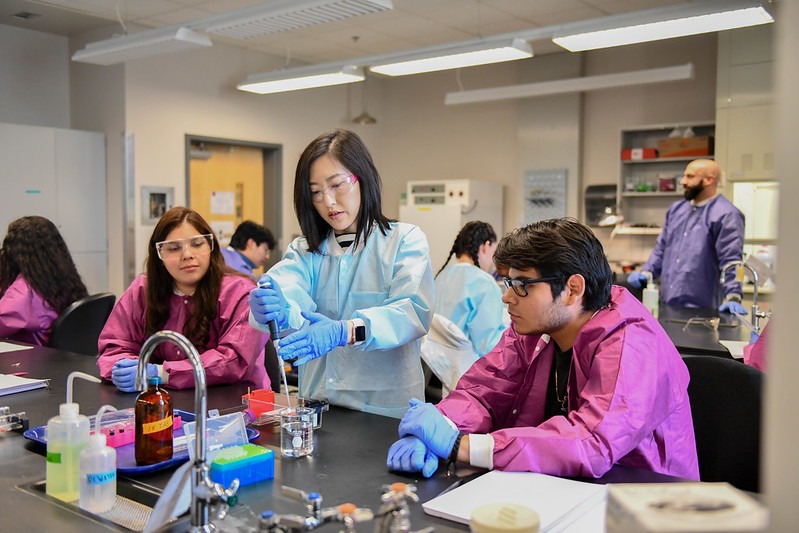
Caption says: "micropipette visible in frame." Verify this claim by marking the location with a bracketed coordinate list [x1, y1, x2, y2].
[258, 279, 292, 409]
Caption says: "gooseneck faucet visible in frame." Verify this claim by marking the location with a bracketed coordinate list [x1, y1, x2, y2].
[137, 330, 239, 532]
[720, 261, 767, 334]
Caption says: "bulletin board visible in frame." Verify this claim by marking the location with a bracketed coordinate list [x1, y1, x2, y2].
[524, 169, 567, 224]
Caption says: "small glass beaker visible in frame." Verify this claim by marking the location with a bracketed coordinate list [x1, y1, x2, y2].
[280, 407, 314, 457]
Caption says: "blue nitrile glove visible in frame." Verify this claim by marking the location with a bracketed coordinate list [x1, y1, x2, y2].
[749, 331, 760, 344]
[397, 398, 459, 459]
[249, 274, 289, 330]
[627, 271, 648, 289]
[111, 359, 157, 393]
[719, 300, 747, 315]
[387, 436, 439, 478]
[278, 311, 347, 366]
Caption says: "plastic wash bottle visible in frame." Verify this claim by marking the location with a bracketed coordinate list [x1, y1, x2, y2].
[642, 272, 659, 318]
[79, 405, 117, 513]
[46, 371, 101, 501]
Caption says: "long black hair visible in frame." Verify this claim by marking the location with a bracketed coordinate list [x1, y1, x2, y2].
[0, 216, 88, 313]
[493, 218, 612, 311]
[293, 129, 392, 253]
[436, 221, 497, 277]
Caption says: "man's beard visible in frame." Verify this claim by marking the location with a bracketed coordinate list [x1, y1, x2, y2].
[684, 181, 704, 201]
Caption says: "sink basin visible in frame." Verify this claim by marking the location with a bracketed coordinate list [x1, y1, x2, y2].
[16, 477, 189, 532]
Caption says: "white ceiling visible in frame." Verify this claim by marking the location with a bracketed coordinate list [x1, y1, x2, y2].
[1, 0, 692, 65]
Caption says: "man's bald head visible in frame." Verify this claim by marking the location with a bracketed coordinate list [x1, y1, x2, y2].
[682, 159, 722, 202]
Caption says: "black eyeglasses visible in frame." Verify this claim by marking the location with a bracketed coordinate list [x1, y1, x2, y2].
[502, 276, 562, 297]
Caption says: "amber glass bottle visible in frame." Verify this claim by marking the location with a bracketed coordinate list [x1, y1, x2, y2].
[135, 376, 173, 465]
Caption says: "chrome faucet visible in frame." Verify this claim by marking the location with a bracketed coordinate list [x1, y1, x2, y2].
[137, 330, 239, 532]
[720, 261, 767, 334]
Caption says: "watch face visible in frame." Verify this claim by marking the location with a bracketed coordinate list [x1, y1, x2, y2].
[355, 325, 366, 342]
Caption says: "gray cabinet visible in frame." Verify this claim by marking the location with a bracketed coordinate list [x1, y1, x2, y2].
[0, 122, 107, 294]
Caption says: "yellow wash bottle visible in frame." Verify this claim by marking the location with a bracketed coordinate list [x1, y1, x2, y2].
[46, 371, 101, 502]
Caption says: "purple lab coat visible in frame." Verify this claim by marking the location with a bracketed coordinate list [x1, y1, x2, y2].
[437, 285, 699, 480]
[643, 194, 744, 308]
[0, 274, 58, 346]
[98, 274, 268, 390]
[221, 246, 255, 278]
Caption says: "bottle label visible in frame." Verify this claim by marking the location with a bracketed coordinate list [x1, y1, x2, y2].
[87, 471, 116, 485]
[46, 451, 62, 464]
[142, 415, 173, 435]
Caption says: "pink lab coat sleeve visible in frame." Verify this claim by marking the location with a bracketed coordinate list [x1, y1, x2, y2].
[0, 274, 59, 346]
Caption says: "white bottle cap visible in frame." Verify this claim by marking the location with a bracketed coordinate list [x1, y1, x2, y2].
[470, 503, 540, 533]
[60, 402, 79, 420]
[88, 433, 107, 450]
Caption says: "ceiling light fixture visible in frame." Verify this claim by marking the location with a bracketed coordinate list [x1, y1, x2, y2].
[369, 38, 532, 77]
[238, 64, 364, 95]
[203, 0, 393, 39]
[445, 63, 694, 105]
[552, 0, 774, 52]
[72, 27, 212, 65]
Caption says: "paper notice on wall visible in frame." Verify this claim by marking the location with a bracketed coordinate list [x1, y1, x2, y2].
[211, 221, 235, 245]
[211, 191, 235, 214]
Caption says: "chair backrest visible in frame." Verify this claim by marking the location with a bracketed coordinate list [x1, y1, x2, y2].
[683, 355, 763, 492]
[48, 293, 116, 356]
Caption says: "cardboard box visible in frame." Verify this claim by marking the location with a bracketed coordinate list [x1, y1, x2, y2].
[606, 482, 769, 532]
[622, 148, 658, 160]
[657, 136, 714, 158]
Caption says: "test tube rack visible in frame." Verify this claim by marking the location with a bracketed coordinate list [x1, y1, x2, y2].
[90, 407, 182, 448]
[0, 406, 29, 434]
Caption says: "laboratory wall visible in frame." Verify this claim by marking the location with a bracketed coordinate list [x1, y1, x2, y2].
[2, 23, 716, 297]
[0, 25, 70, 128]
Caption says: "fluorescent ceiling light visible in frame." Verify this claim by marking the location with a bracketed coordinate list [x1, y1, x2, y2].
[369, 38, 532, 76]
[203, 0, 393, 39]
[445, 63, 694, 105]
[238, 65, 364, 94]
[553, 0, 774, 52]
[72, 27, 212, 65]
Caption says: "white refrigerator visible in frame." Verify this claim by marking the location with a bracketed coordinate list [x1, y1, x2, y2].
[399, 180, 504, 274]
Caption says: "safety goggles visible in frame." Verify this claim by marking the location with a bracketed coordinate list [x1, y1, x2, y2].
[310, 174, 358, 204]
[155, 234, 214, 260]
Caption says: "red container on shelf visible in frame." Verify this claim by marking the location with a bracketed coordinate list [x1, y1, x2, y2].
[621, 148, 658, 160]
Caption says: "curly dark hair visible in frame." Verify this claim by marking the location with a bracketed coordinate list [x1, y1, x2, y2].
[436, 221, 497, 277]
[294, 129, 392, 253]
[493, 218, 612, 311]
[145, 207, 226, 350]
[0, 216, 88, 313]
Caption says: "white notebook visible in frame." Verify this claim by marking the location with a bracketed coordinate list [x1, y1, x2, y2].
[0, 374, 49, 397]
[423, 471, 607, 533]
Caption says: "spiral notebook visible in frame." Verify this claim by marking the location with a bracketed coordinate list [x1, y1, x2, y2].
[0, 374, 49, 397]
[423, 471, 607, 533]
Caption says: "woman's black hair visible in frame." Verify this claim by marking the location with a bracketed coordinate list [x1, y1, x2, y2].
[0, 216, 89, 313]
[493, 217, 612, 311]
[436, 221, 497, 277]
[293, 129, 392, 253]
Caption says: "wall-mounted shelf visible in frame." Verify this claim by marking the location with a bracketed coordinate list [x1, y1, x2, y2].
[619, 122, 715, 227]
[611, 226, 662, 238]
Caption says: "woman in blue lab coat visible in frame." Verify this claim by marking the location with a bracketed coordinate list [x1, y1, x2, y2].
[249, 129, 434, 418]
[434, 221, 505, 357]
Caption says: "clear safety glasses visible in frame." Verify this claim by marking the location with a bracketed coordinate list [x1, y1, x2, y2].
[155, 234, 214, 261]
[682, 317, 720, 332]
[310, 174, 358, 204]
[502, 276, 563, 297]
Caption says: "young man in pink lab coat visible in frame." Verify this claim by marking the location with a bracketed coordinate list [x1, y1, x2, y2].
[388, 218, 699, 480]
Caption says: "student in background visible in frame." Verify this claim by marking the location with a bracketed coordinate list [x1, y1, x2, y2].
[249, 129, 434, 419]
[98, 206, 268, 391]
[434, 221, 505, 357]
[387, 218, 698, 480]
[220, 220, 277, 279]
[0, 216, 88, 345]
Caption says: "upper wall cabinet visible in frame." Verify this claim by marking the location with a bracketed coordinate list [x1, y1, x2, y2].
[716, 25, 775, 181]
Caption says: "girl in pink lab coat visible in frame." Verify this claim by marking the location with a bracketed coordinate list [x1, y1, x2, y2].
[0, 216, 88, 346]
